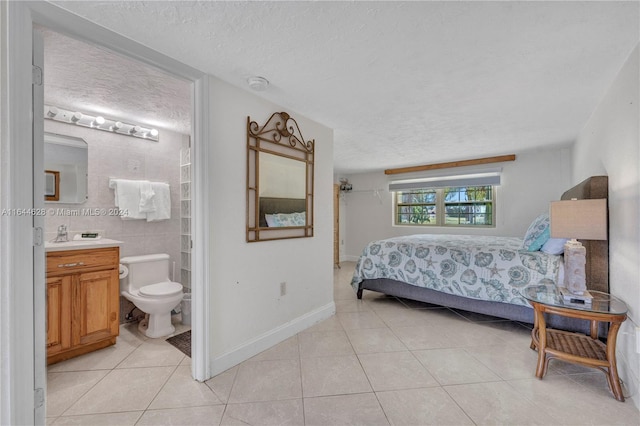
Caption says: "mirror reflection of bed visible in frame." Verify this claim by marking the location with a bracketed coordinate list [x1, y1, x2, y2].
[258, 153, 307, 228]
[259, 197, 306, 227]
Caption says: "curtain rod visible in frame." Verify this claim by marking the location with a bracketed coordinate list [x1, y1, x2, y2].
[384, 154, 516, 175]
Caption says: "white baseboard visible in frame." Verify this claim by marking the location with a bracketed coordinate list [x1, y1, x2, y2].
[341, 255, 360, 263]
[209, 301, 335, 377]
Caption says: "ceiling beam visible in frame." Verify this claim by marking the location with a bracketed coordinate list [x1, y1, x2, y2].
[384, 154, 516, 175]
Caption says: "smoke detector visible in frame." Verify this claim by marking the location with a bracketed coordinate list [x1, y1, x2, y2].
[247, 76, 269, 91]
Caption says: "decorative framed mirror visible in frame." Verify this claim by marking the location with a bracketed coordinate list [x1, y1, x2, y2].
[247, 112, 315, 242]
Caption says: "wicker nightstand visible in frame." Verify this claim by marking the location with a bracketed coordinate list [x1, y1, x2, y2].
[522, 286, 628, 401]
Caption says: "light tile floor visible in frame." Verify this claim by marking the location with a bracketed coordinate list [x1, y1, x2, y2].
[47, 262, 640, 425]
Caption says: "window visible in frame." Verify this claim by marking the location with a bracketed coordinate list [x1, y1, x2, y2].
[395, 185, 494, 227]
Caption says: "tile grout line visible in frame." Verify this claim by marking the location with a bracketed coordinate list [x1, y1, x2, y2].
[54, 368, 112, 418]
[139, 360, 182, 417]
[297, 331, 307, 425]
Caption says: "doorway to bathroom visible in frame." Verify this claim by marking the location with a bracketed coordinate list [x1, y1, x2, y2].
[40, 25, 196, 415]
[3, 4, 211, 422]
[27, 11, 211, 423]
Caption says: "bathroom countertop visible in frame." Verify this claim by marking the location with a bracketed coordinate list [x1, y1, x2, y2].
[45, 238, 123, 252]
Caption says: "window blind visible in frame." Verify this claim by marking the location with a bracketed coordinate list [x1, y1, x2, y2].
[389, 170, 501, 191]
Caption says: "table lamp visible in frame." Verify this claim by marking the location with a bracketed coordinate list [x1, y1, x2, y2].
[549, 198, 607, 296]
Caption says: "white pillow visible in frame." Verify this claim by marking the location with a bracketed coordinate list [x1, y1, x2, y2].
[541, 237, 568, 255]
[264, 214, 277, 227]
[264, 212, 306, 227]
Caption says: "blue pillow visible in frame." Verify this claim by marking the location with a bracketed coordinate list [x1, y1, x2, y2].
[522, 213, 550, 251]
[541, 238, 568, 255]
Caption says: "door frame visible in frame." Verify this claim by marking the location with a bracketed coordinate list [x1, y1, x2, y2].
[32, 29, 46, 422]
[1, 2, 212, 424]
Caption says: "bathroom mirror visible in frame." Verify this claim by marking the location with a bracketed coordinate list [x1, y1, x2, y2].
[247, 112, 315, 242]
[44, 132, 88, 204]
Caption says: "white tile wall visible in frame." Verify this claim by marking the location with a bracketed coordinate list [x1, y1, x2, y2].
[44, 120, 187, 284]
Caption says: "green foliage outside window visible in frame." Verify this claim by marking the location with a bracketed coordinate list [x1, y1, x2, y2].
[395, 185, 494, 227]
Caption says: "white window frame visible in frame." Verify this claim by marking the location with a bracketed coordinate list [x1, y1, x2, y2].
[393, 185, 497, 228]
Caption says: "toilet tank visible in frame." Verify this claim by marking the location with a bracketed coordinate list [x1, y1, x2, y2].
[120, 253, 171, 292]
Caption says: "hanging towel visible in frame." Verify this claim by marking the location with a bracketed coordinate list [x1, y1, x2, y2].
[108, 178, 147, 220]
[146, 182, 171, 222]
[138, 181, 156, 213]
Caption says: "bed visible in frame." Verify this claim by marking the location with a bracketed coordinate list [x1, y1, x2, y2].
[352, 176, 608, 331]
[258, 197, 306, 227]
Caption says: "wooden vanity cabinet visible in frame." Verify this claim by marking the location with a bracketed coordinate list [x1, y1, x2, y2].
[46, 247, 120, 364]
[46, 274, 72, 357]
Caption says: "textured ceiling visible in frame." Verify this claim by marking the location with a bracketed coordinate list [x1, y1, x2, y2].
[43, 29, 191, 134]
[49, 1, 639, 174]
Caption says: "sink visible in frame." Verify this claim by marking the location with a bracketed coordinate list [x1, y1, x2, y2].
[45, 238, 123, 252]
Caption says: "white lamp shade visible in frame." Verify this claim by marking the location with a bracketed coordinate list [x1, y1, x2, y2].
[550, 199, 607, 240]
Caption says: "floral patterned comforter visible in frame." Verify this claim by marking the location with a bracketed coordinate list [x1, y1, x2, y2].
[351, 234, 562, 306]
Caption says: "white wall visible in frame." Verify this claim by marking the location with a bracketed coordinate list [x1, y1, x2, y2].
[573, 44, 640, 409]
[207, 77, 334, 374]
[340, 146, 571, 260]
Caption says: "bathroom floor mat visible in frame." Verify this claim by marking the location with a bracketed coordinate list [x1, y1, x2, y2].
[166, 330, 191, 357]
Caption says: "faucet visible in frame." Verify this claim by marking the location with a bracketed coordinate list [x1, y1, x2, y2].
[54, 225, 68, 243]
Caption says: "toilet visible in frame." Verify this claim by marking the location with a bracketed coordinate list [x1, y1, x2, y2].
[119, 253, 183, 338]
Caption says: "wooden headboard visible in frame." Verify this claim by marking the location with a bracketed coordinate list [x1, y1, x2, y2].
[560, 176, 609, 293]
[259, 197, 306, 227]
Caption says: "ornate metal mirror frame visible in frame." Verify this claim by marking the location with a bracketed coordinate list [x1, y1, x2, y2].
[247, 112, 315, 242]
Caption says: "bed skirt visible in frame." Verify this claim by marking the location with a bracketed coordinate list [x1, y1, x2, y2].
[357, 278, 602, 335]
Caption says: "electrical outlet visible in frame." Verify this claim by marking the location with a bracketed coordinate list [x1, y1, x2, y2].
[280, 282, 287, 296]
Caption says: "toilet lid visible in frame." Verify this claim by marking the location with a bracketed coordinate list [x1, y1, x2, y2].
[139, 281, 183, 297]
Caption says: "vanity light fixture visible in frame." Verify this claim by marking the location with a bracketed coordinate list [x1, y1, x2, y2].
[43, 105, 159, 142]
[92, 116, 106, 127]
[71, 112, 83, 123]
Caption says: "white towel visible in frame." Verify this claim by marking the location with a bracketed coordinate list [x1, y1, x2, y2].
[138, 181, 156, 213]
[109, 179, 147, 220]
[146, 182, 171, 222]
